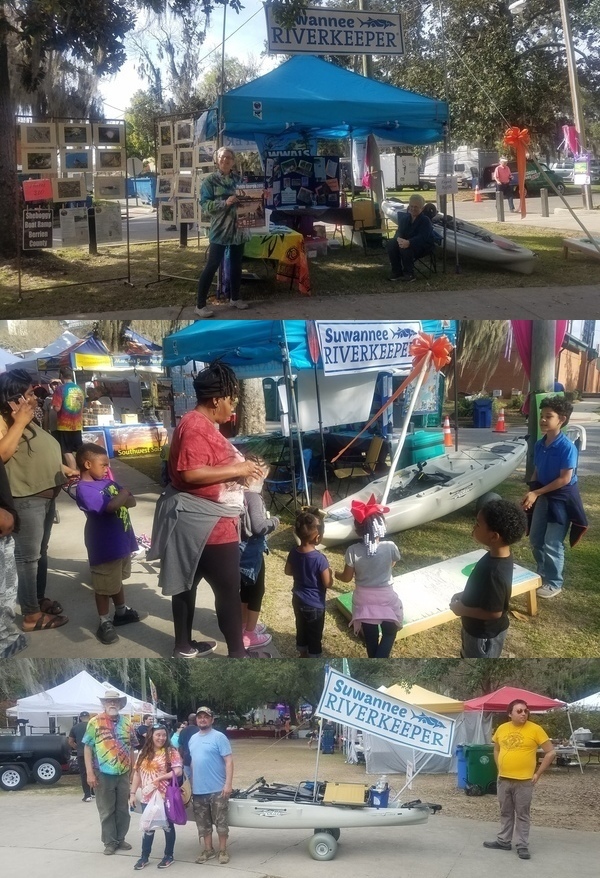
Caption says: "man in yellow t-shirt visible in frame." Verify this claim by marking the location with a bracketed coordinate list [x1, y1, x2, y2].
[483, 699, 555, 860]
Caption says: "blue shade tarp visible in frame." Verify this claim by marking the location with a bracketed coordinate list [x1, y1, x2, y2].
[208, 55, 447, 145]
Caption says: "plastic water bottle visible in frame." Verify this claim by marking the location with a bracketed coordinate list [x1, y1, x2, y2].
[375, 775, 388, 792]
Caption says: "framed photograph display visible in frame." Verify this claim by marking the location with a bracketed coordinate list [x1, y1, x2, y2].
[61, 149, 91, 172]
[97, 149, 125, 172]
[22, 149, 57, 173]
[156, 175, 174, 198]
[158, 122, 173, 147]
[175, 174, 194, 197]
[59, 123, 91, 146]
[177, 148, 194, 171]
[159, 202, 175, 224]
[52, 177, 85, 202]
[93, 123, 124, 147]
[94, 175, 126, 199]
[177, 199, 197, 225]
[20, 123, 56, 147]
[196, 141, 216, 167]
[174, 119, 193, 144]
[158, 149, 175, 173]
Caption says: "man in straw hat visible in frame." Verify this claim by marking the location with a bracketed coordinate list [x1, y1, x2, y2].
[83, 689, 139, 855]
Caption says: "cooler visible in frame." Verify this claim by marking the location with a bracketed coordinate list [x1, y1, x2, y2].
[465, 744, 497, 790]
[398, 430, 445, 468]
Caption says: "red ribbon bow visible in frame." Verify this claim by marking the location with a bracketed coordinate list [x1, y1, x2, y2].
[503, 126, 531, 150]
[410, 332, 453, 372]
[350, 494, 390, 524]
[502, 127, 531, 218]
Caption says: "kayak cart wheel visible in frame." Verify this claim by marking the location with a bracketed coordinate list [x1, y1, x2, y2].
[309, 832, 338, 861]
[314, 828, 340, 841]
[465, 783, 484, 797]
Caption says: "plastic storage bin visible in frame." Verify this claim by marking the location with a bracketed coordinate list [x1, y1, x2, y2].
[472, 398, 493, 428]
[464, 744, 497, 792]
[369, 786, 390, 809]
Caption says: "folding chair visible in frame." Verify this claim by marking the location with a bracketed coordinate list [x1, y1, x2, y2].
[332, 437, 385, 498]
[414, 249, 437, 279]
[350, 199, 378, 254]
[264, 448, 313, 512]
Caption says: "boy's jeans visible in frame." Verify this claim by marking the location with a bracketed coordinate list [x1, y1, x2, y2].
[461, 628, 507, 658]
[529, 495, 569, 592]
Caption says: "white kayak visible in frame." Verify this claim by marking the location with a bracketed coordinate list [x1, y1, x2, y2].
[382, 198, 536, 274]
[228, 778, 433, 860]
[321, 439, 527, 547]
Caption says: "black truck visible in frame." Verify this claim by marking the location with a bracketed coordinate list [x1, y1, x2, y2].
[0, 734, 71, 791]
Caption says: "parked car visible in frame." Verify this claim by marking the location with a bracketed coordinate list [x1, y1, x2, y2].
[549, 160, 574, 182]
[482, 160, 566, 196]
[0, 734, 71, 791]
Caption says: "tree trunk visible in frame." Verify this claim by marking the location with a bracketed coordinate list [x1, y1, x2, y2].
[237, 378, 266, 435]
[0, 27, 19, 258]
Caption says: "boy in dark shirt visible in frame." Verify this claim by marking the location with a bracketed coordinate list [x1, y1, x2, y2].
[449, 499, 527, 658]
[284, 512, 332, 658]
[75, 444, 142, 646]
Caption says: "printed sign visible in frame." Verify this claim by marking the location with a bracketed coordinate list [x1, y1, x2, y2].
[315, 320, 421, 375]
[22, 178, 53, 202]
[317, 670, 454, 756]
[22, 209, 53, 249]
[266, 5, 404, 56]
[435, 175, 458, 194]
[59, 207, 89, 247]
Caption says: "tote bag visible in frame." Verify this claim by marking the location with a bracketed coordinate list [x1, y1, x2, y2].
[164, 773, 187, 825]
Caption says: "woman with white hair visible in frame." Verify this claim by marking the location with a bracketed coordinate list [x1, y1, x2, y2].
[386, 193, 435, 282]
[195, 147, 249, 318]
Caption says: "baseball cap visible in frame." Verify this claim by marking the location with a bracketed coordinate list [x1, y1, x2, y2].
[196, 706, 214, 716]
[80, 711, 90, 717]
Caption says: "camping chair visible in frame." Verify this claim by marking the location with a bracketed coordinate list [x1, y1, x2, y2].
[264, 448, 313, 512]
[350, 199, 378, 253]
[331, 436, 385, 498]
[414, 249, 437, 280]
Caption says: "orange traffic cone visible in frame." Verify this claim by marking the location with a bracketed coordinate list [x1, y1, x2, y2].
[493, 408, 507, 433]
[443, 415, 453, 447]
[473, 185, 482, 203]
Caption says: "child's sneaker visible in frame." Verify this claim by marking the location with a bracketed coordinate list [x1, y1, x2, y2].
[243, 628, 272, 649]
[113, 607, 142, 626]
[254, 621, 267, 635]
[96, 620, 119, 644]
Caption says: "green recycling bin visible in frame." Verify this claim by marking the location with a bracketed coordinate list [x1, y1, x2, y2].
[464, 744, 497, 793]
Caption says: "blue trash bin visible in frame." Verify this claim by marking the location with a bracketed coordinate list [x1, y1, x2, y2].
[456, 745, 468, 790]
[472, 398, 493, 428]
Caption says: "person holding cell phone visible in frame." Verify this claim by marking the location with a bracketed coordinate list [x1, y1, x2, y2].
[0, 369, 77, 632]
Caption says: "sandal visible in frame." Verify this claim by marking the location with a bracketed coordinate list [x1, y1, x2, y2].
[22, 612, 69, 632]
[39, 598, 63, 616]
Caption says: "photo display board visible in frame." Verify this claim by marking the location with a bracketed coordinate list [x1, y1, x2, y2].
[265, 154, 340, 209]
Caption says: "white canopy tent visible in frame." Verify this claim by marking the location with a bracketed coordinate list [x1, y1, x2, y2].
[569, 691, 600, 710]
[5, 330, 81, 375]
[364, 684, 491, 775]
[6, 670, 175, 736]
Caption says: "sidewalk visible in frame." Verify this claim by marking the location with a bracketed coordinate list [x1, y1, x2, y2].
[1, 793, 598, 878]
[25, 458, 280, 659]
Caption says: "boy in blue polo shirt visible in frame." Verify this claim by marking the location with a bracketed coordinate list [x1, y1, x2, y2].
[521, 397, 587, 598]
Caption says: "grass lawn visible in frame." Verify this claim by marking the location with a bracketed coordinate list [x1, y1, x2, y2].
[1, 220, 599, 317]
[125, 453, 599, 659]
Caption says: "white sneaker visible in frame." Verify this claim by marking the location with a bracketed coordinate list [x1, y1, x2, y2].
[230, 299, 249, 310]
[194, 306, 214, 318]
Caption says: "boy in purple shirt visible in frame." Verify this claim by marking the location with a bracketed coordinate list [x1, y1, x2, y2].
[75, 444, 141, 644]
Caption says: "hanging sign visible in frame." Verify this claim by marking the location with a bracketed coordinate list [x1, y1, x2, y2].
[266, 5, 404, 56]
[317, 669, 454, 756]
[22, 178, 53, 202]
[22, 209, 53, 249]
[315, 320, 421, 376]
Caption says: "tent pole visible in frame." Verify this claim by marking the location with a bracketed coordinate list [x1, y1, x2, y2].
[312, 717, 324, 801]
[381, 352, 432, 505]
[565, 707, 583, 774]
[279, 341, 298, 508]
[282, 322, 310, 504]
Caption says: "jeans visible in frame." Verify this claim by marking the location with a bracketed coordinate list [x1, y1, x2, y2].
[529, 494, 569, 591]
[496, 182, 515, 211]
[292, 595, 324, 657]
[94, 772, 131, 848]
[387, 238, 433, 277]
[140, 801, 176, 860]
[362, 621, 399, 658]
[497, 778, 534, 849]
[461, 627, 507, 658]
[13, 495, 56, 615]
[197, 243, 245, 306]
[0, 536, 19, 654]
[78, 751, 93, 798]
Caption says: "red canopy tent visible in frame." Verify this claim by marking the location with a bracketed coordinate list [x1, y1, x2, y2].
[463, 686, 566, 713]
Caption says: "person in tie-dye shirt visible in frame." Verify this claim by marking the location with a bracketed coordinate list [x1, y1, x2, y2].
[52, 366, 84, 468]
[83, 690, 138, 856]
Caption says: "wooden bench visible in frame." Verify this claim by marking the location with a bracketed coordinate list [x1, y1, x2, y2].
[335, 549, 540, 640]
[562, 236, 600, 261]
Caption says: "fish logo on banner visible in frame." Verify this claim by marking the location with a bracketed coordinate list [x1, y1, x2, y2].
[253, 101, 263, 120]
[316, 669, 454, 756]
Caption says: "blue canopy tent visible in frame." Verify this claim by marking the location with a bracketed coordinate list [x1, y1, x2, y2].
[206, 55, 448, 145]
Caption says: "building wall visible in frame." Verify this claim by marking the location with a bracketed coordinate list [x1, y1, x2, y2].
[459, 346, 598, 396]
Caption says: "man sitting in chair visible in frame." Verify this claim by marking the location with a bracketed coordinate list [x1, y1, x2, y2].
[387, 193, 435, 283]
